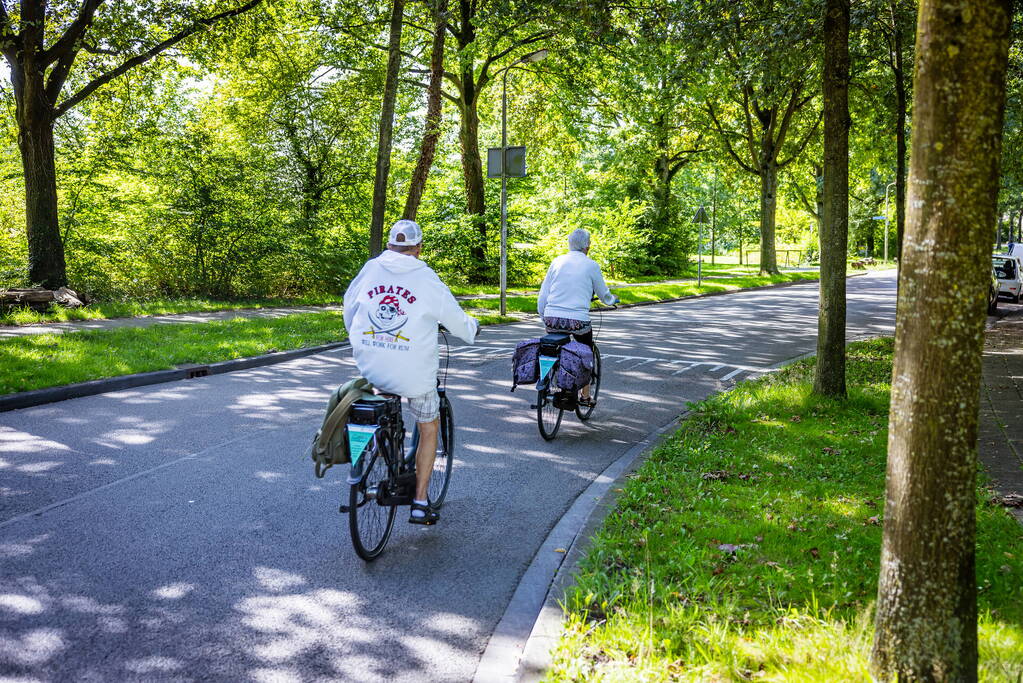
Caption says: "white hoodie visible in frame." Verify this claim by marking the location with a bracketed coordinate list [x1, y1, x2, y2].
[537, 250, 617, 322]
[343, 250, 478, 397]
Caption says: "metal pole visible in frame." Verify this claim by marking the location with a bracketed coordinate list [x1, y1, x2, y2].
[500, 70, 509, 316]
[884, 181, 896, 262]
[711, 170, 717, 265]
[698, 221, 703, 287]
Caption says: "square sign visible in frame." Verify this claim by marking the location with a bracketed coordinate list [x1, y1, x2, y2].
[487, 146, 527, 178]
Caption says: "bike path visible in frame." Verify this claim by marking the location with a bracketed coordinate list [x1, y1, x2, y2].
[0, 271, 897, 681]
[0, 269, 823, 338]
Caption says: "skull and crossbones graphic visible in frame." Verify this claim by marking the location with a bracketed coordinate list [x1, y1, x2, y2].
[367, 294, 408, 335]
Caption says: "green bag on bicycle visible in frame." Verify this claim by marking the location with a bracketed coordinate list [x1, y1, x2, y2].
[309, 376, 376, 478]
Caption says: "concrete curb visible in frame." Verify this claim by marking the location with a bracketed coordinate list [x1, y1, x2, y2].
[471, 413, 688, 683]
[0, 340, 350, 412]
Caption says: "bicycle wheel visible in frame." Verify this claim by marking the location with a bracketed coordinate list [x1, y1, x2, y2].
[576, 344, 602, 421]
[428, 394, 454, 508]
[349, 432, 397, 561]
[537, 386, 564, 441]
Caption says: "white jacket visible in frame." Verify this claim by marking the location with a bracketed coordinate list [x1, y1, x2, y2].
[343, 250, 478, 397]
[537, 250, 616, 322]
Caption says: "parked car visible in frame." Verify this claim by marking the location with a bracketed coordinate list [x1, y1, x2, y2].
[992, 254, 1022, 303]
[988, 265, 999, 314]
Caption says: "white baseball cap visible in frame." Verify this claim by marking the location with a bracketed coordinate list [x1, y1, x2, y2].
[388, 220, 423, 246]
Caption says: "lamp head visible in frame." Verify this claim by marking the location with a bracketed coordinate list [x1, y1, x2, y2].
[519, 49, 549, 64]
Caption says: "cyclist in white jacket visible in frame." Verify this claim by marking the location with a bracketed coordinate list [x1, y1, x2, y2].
[536, 229, 618, 405]
[344, 220, 478, 525]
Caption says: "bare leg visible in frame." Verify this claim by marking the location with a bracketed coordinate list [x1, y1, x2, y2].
[414, 418, 439, 502]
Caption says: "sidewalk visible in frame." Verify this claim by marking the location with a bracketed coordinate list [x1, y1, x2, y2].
[978, 303, 1023, 524]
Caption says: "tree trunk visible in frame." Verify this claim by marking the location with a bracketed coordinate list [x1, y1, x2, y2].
[403, 0, 447, 222]
[458, 97, 488, 280]
[892, 3, 908, 261]
[16, 67, 67, 289]
[814, 165, 825, 234]
[652, 153, 672, 233]
[814, 0, 849, 399]
[870, 0, 1011, 678]
[368, 0, 406, 257]
[758, 163, 780, 275]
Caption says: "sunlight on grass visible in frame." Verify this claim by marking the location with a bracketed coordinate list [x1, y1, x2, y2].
[0, 294, 342, 326]
[544, 337, 1023, 682]
[0, 312, 348, 395]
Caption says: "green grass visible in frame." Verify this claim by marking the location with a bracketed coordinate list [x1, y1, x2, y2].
[2, 269, 828, 326]
[0, 294, 342, 326]
[0, 311, 347, 394]
[449, 283, 540, 296]
[460, 272, 822, 312]
[545, 337, 1023, 682]
[0, 269, 834, 395]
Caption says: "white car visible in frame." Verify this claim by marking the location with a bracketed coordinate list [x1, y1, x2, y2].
[992, 254, 1023, 303]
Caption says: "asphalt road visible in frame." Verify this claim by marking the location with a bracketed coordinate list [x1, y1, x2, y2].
[0, 271, 897, 682]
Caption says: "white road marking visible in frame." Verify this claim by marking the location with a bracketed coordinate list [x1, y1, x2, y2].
[459, 347, 778, 378]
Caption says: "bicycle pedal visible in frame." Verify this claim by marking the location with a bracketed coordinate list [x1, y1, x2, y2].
[338, 504, 350, 513]
[530, 403, 539, 409]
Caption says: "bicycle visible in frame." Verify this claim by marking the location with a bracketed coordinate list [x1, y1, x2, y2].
[343, 328, 455, 561]
[533, 300, 611, 441]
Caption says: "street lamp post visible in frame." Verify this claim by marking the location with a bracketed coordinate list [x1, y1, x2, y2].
[500, 48, 548, 316]
[883, 181, 896, 262]
[693, 206, 709, 287]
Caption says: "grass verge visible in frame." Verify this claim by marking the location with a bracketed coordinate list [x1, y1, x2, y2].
[0, 294, 342, 326]
[0, 312, 347, 395]
[545, 337, 1023, 682]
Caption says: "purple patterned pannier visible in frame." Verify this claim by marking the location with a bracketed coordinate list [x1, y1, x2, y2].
[511, 338, 542, 391]
[556, 341, 593, 392]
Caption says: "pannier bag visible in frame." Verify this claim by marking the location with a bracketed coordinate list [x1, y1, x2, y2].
[309, 377, 376, 478]
[556, 341, 593, 392]
[346, 396, 402, 467]
[511, 337, 542, 391]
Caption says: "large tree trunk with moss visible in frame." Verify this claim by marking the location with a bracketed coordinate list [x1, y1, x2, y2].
[870, 0, 1011, 678]
[403, 0, 447, 222]
[368, 0, 406, 257]
[814, 0, 849, 399]
[758, 162, 780, 275]
[18, 90, 66, 289]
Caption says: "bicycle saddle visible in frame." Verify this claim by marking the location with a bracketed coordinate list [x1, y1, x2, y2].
[540, 333, 571, 347]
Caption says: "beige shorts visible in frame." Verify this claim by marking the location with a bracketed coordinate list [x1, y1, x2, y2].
[407, 390, 440, 423]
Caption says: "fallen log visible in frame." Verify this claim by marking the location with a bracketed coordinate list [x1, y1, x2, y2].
[0, 287, 87, 311]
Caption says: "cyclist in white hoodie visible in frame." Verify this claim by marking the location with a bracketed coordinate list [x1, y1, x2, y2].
[537, 228, 619, 405]
[344, 220, 478, 525]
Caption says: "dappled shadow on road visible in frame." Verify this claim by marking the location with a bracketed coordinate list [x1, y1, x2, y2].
[0, 561, 487, 681]
[0, 353, 351, 523]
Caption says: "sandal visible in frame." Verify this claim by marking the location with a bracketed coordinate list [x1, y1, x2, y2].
[409, 502, 439, 525]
